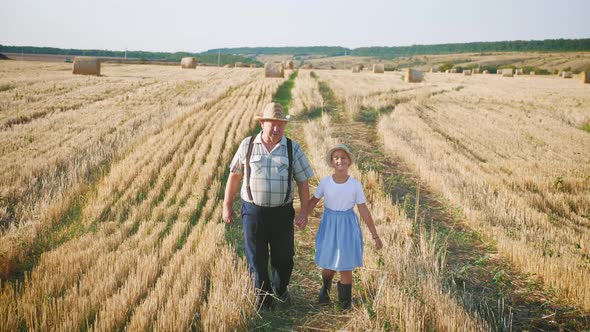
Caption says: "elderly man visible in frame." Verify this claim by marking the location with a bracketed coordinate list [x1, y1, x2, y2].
[223, 102, 313, 308]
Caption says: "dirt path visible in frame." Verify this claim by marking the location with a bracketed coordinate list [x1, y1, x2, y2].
[241, 118, 353, 331]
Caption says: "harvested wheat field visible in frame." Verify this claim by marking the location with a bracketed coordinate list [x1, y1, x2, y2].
[1, 61, 589, 331]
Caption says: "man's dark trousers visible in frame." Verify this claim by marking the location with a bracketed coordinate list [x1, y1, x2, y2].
[242, 200, 295, 300]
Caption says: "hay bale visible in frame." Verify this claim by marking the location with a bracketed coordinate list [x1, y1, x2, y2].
[250, 64, 257, 68]
[352, 65, 361, 73]
[515, 68, 524, 75]
[180, 57, 197, 69]
[445, 69, 450, 73]
[482, 70, 489, 74]
[72, 57, 100, 76]
[373, 64, 384, 74]
[473, 68, 480, 74]
[284, 60, 294, 70]
[582, 71, 590, 83]
[562, 71, 573, 78]
[450, 68, 457, 73]
[223, 64, 233, 68]
[405, 68, 423, 82]
[265, 63, 284, 78]
[463, 70, 472, 76]
[430, 66, 439, 73]
[501, 69, 513, 77]
[530, 71, 536, 75]
[234, 62, 243, 68]
[301, 63, 313, 69]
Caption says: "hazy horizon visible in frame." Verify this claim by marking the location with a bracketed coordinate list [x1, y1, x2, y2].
[1, 0, 589, 54]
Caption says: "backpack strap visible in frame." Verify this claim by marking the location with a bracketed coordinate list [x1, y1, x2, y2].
[284, 138, 293, 205]
[245, 135, 255, 202]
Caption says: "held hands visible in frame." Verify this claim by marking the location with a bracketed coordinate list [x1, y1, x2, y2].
[294, 213, 308, 230]
[222, 205, 235, 224]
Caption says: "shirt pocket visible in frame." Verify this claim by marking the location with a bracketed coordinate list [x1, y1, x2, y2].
[272, 156, 290, 176]
[246, 155, 264, 176]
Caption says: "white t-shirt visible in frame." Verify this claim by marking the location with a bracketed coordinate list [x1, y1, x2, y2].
[314, 175, 366, 211]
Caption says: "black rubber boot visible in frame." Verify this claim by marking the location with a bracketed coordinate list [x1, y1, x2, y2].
[318, 278, 332, 305]
[337, 282, 352, 310]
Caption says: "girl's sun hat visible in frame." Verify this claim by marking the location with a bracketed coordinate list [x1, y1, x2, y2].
[326, 144, 354, 166]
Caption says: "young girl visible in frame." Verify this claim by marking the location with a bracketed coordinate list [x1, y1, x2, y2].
[307, 144, 382, 309]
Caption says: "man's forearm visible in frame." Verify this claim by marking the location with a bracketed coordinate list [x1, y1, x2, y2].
[224, 173, 243, 207]
[296, 180, 310, 214]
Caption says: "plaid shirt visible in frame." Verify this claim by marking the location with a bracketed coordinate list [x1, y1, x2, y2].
[229, 133, 314, 207]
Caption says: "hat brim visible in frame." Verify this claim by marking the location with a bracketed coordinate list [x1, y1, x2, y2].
[254, 116, 289, 122]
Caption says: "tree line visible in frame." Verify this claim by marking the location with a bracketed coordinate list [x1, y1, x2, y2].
[202, 46, 349, 57]
[351, 39, 590, 58]
[2, 38, 589, 62]
[204, 38, 590, 58]
[0, 45, 261, 66]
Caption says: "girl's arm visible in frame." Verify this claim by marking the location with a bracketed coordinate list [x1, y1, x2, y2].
[307, 196, 321, 213]
[357, 203, 383, 250]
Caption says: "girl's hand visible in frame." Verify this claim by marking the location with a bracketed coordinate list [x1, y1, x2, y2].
[374, 237, 383, 250]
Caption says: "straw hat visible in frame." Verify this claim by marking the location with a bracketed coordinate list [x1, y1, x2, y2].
[326, 144, 354, 166]
[254, 102, 290, 122]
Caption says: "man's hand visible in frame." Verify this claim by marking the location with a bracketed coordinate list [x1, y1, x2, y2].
[223, 205, 236, 224]
[294, 213, 308, 229]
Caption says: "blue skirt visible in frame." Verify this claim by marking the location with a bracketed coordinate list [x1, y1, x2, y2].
[315, 208, 364, 271]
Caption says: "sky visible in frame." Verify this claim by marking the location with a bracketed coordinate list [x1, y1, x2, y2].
[1, 0, 589, 53]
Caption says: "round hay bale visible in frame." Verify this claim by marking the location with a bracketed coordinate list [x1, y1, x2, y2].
[223, 64, 233, 68]
[530, 71, 536, 75]
[515, 68, 524, 75]
[301, 63, 313, 69]
[562, 71, 573, 79]
[482, 70, 489, 74]
[352, 65, 361, 73]
[582, 71, 590, 84]
[430, 66, 439, 73]
[72, 57, 100, 76]
[234, 62, 244, 68]
[463, 70, 472, 76]
[373, 64, 384, 74]
[405, 68, 423, 82]
[284, 60, 294, 70]
[473, 68, 480, 74]
[265, 63, 284, 78]
[180, 57, 197, 69]
[450, 68, 457, 73]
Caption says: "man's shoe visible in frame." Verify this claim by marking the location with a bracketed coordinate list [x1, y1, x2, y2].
[257, 292, 274, 310]
[278, 288, 290, 303]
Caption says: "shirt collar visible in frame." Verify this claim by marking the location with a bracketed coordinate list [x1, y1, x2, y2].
[254, 131, 287, 146]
